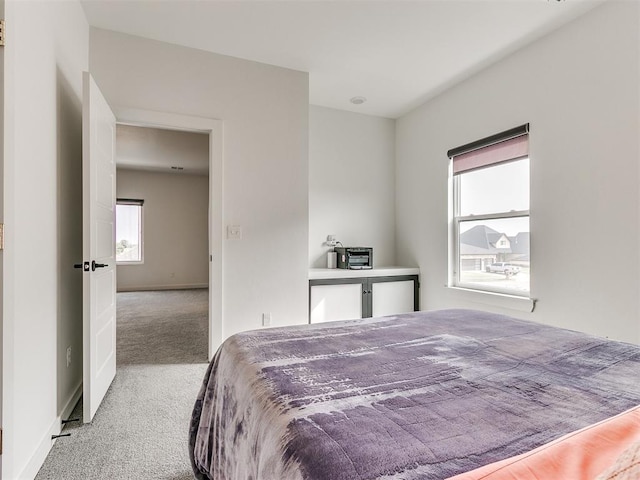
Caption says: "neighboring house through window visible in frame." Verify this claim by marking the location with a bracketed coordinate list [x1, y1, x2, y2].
[448, 124, 530, 296]
[116, 198, 144, 264]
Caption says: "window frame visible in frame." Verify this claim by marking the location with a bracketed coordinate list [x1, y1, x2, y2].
[115, 199, 145, 265]
[449, 128, 531, 298]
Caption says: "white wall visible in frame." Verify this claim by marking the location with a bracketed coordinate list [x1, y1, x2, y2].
[396, 1, 640, 343]
[116, 169, 209, 291]
[309, 106, 396, 268]
[0, 0, 4, 458]
[3, 1, 88, 478]
[90, 28, 309, 339]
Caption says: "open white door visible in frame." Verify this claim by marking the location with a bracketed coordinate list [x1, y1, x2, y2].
[81, 72, 116, 423]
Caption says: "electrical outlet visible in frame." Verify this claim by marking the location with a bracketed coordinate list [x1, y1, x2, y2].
[326, 234, 337, 247]
[66, 347, 72, 368]
[262, 313, 271, 327]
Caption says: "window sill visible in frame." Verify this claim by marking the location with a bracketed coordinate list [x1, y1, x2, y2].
[447, 286, 536, 313]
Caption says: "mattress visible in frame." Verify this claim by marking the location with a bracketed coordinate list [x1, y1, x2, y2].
[189, 309, 640, 479]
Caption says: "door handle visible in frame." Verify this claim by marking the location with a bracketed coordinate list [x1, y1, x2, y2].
[74, 262, 90, 272]
[91, 260, 109, 272]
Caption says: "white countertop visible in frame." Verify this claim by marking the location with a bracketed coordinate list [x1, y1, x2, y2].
[309, 266, 419, 280]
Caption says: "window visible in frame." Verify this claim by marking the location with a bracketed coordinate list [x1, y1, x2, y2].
[449, 125, 530, 296]
[116, 199, 144, 263]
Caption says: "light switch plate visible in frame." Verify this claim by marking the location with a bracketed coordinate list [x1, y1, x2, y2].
[227, 225, 242, 240]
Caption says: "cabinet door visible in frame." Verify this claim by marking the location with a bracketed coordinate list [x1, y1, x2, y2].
[310, 283, 363, 323]
[371, 280, 415, 317]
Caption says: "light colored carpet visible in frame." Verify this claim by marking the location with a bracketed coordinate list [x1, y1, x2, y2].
[116, 289, 209, 366]
[35, 289, 209, 480]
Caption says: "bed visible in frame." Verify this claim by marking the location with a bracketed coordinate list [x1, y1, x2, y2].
[189, 309, 640, 479]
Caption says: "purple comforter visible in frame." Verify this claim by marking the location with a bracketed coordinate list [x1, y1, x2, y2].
[189, 309, 640, 479]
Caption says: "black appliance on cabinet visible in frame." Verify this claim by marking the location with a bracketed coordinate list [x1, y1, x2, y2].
[335, 247, 373, 270]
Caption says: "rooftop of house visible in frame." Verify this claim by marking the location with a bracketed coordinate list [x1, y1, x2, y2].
[460, 224, 530, 256]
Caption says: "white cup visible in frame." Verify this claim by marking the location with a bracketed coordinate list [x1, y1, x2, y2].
[327, 251, 337, 269]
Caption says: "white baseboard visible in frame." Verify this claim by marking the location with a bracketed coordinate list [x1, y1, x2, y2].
[16, 383, 82, 480]
[117, 283, 208, 293]
[61, 382, 83, 422]
[117, 283, 209, 292]
[16, 417, 59, 480]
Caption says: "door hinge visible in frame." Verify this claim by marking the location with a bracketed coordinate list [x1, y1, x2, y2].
[0, 20, 5, 47]
[0, 223, 4, 250]
[1, 427, 3, 454]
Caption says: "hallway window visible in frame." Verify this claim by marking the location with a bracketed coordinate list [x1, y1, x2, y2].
[116, 199, 144, 263]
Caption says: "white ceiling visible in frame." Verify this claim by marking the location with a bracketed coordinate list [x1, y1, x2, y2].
[116, 125, 209, 175]
[81, 0, 602, 119]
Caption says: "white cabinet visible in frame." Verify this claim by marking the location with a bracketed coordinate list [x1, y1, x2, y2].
[309, 268, 419, 324]
[371, 280, 415, 317]
[309, 282, 362, 323]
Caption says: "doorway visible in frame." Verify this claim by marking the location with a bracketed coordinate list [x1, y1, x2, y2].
[113, 109, 223, 359]
[114, 124, 211, 364]
[80, 96, 223, 424]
